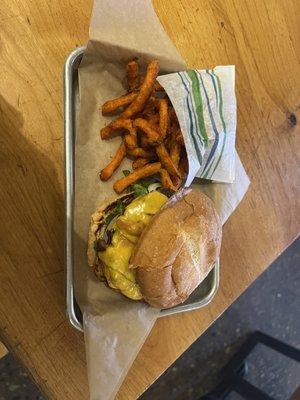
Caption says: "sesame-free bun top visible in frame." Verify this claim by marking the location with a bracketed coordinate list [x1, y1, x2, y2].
[130, 188, 222, 308]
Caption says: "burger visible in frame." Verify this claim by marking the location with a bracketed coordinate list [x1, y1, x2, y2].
[87, 187, 222, 309]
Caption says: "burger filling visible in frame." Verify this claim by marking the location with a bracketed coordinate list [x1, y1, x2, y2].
[94, 190, 169, 300]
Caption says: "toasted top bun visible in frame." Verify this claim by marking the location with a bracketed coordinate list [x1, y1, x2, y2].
[130, 188, 222, 308]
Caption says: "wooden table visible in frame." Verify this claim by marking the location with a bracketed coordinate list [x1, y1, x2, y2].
[0, 0, 299, 399]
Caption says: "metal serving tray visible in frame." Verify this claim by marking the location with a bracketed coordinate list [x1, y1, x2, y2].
[64, 46, 220, 332]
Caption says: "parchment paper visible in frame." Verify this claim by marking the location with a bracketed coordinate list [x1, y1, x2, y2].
[74, 1, 250, 399]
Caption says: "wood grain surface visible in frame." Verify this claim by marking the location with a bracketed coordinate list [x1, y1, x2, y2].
[0, 0, 299, 399]
[0, 342, 8, 359]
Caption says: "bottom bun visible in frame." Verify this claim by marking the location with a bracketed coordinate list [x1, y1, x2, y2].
[130, 189, 222, 308]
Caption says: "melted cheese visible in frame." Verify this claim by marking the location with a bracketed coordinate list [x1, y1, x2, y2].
[98, 191, 168, 300]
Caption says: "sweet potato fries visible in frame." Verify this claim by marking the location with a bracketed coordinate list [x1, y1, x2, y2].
[99, 59, 188, 193]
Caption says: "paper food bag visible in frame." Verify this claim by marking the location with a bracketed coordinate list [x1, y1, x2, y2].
[158, 66, 236, 185]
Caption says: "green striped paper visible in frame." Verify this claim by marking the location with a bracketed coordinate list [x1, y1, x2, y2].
[157, 66, 236, 185]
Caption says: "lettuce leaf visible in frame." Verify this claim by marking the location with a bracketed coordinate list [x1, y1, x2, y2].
[104, 200, 125, 225]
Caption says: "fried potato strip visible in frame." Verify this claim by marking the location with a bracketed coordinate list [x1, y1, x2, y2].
[158, 99, 169, 140]
[102, 92, 137, 114]
[113, 162, 161, 193]
[159, 168, 175, 190]
[120, 60, 159, 119]
[100, 119, 133, 140]
[156, 144, 181, 178]
[126, 60, 139, 91]
[132, 158, 150, 169]
[100, 142, 126, 181]
[133, 118, 161, 145]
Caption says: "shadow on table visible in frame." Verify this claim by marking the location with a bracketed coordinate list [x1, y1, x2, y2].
[0, 93, 72, 349]
[0, 92, 65, 283]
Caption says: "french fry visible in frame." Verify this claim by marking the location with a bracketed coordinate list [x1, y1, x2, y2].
[178, 152, 188, 176]
[169, 107, 178, 126]
[139, 134, 151, 149]
[170, 128, 181, 168]
[147, 113, 159, 128]
[164, 133, 172, 152]
[124, 126, 137, 150]
[139, 114, 159, 148]
[100, 142, 126, 181]
[126, 60, 139, 91]
[170, 141, 181, 168]
[138, 114, 159, 148]
[158, 99, 169, 140]
[135, 78, 164, 93]
[156, 144, 181, 178]
[133, 118, 161, 145]
[113, 162, 161, 193]
[175, 130, 184, 146]
[102, 92, 138, 114]
[120, 60, 159, 119]
[127, 147, 156, 159]
[132, 158, 150, 169]
[159, 168, 175, 190]
[154, 80, 165, 92]
[171, 175, 183, 190]
[99, 59, 187, 193]
[142, 96, 157, 119]
[100, 119, 132, 140]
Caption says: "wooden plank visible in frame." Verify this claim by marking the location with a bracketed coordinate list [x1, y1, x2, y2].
[0, 0, 299, 399]
[0, 342, 8, 359]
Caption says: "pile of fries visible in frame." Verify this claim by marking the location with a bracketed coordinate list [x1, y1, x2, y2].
[99, 59, 188, 194]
